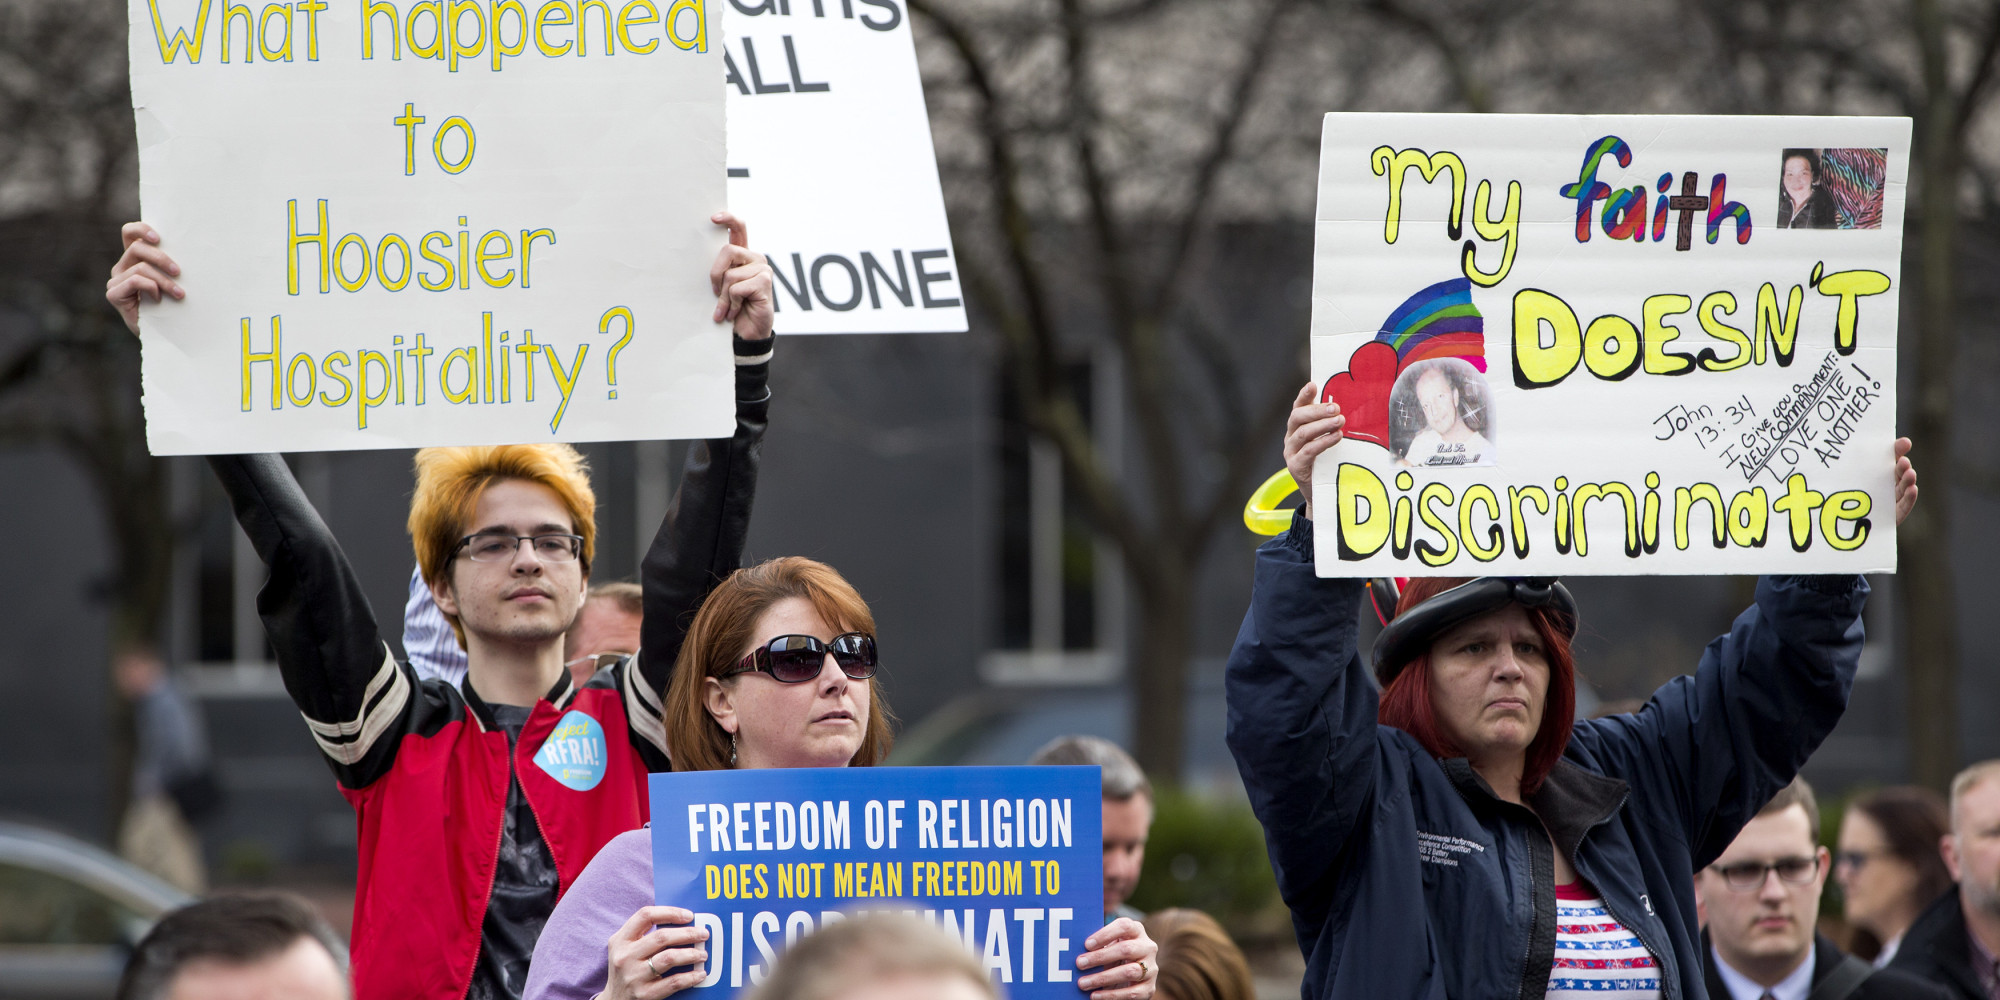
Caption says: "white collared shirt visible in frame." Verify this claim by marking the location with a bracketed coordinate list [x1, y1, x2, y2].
[1874, 934, 1903, 969]
[1712, 942, 1815, 1000]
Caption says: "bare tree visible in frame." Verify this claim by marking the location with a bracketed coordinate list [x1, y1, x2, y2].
[0, 0, 160, 826]
[908, 0, 1312, 779]
[1884, 0, 2000, 791]
[907, 0, 1540, 779]
[1669, 0, 2000, 791]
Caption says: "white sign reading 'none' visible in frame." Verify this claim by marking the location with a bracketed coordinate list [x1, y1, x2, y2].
[1309, 114, 1908, 577]
[128, 0, 732, 455]
[722, 0, 966, 334]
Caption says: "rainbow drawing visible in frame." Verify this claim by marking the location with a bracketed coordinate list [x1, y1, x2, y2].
[1374, 276, 1487, 373]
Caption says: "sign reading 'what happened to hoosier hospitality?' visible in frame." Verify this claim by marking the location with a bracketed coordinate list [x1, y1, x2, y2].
[649, 766, 1102, 998]
[1308, 114, 1908, 576]
[127, 0, 730, 455]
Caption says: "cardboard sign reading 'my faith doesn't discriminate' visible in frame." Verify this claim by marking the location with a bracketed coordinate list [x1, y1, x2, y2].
[722, 0, 967, 334]
[1309, 114, 1909, 576]
[650, 766, 1101, 998]
[127, 0, 730, 454]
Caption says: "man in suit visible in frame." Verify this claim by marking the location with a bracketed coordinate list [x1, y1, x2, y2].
[1889, 760, 2000, 1000]
[1699, 777, 1950, 1000]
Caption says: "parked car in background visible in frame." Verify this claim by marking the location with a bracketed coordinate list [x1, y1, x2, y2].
[0, 821, 191, 999]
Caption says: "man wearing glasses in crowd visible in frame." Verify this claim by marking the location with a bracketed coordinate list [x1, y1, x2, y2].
[106, 213, 777, 1000]
[1698, 778, 1948, 1000]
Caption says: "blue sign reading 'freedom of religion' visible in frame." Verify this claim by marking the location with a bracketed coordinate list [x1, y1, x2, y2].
[649, 766, 1102, 998]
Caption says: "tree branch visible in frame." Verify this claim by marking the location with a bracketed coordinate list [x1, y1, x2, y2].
[1058, 0, 1140, 341]
[1794, 35, 1917, 112]
[0, 336, 64, 399]
[910, 0, 1066, 392]
[1953, 0, 2000, 138]
[1148, 0, 1296, 320]
[1189, 345, 1308, 547]
[1170, 304, 1252, 453]
[1056, 0, 1192, 537]
[1358, 0, 1494, 113]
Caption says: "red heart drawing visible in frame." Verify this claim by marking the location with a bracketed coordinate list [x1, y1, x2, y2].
[1318, 341, 1399, 448]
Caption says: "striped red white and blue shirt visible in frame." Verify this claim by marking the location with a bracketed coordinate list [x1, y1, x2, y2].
[1547, 880, 1663, 999]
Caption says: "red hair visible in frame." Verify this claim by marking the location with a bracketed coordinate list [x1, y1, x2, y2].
[1376, 577, 1576, 795]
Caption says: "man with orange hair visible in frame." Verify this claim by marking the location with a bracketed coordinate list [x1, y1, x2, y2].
[106, 214, 775, 1000]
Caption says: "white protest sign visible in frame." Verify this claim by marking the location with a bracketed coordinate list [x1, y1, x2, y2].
[721, 0, 966, 334]
[1309, 114, 1908, 576]
[129, 0, 731, 455]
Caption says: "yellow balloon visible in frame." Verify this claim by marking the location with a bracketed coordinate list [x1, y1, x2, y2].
[1243, 468, 1301, 536]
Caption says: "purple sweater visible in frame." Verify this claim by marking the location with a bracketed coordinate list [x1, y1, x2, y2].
[523, 829, 655, 1000]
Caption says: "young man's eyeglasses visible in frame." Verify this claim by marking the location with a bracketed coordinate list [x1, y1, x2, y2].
[1712, 856, 1821, 891]
[453, 532, 584, 563]
[724, 634, 877, 683]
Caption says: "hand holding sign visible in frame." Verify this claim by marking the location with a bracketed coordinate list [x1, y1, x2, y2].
[707, 212, 774, 342]
[1074, 917, 1160, 999]
[1894, 437, 1918, 524]
[1284, 382, 1345, 520]
[606, 905, 710, 1000]
[107, 222, 183, 333]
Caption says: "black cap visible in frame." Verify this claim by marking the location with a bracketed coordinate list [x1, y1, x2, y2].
[1371, 577, 1578, 687]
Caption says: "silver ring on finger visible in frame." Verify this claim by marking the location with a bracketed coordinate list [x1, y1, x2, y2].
[646, 953, 664, 978]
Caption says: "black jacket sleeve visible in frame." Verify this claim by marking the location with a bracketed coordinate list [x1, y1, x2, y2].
[618, 333, 772, 766]
[206, 454, 423, 790]
[1567, 573, 1866, 867]
[1224, 511, 1375, 923]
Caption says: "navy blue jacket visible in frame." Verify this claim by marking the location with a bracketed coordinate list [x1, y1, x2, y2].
[1226, 513, 1866, 1000]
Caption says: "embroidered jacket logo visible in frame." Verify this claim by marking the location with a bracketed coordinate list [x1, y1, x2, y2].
[1416, 831, 1487, 867]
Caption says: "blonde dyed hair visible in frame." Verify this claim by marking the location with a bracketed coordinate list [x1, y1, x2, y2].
[665, 557, 894, 771]
[408, 444, 596, 648]
[741, 911, 996, 1000]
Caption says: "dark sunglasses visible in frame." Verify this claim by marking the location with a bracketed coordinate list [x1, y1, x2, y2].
[724, 633, 878, 683]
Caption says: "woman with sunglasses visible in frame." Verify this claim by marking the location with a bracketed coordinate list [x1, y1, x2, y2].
[1224, 388, 1920, 1000]
[524, 557, 1158, 1000]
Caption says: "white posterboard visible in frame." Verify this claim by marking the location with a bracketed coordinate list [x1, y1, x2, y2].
[1309, 114, 1908, 576]
[721, 0, 966, 334]
[129, 0, 731, 454]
